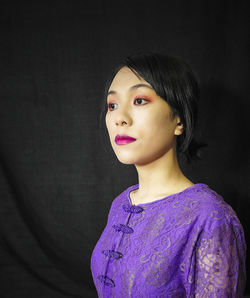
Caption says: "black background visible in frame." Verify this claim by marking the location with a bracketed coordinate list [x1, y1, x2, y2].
[0, 1, 249, 297]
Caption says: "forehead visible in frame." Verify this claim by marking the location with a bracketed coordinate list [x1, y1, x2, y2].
[108, 67, 151, 91]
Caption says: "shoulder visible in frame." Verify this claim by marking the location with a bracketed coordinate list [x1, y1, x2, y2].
[189, 184, 235, 218]
[106, 184, 133, 219]
[187, 184, 245, 239]
[104, 184, 140, 226]
[109, 185, 131, 208]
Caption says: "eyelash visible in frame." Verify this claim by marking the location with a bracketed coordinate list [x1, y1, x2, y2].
[107, 98, 149, 111]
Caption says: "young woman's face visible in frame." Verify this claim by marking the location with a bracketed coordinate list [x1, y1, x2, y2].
[105, 67, 182, 165]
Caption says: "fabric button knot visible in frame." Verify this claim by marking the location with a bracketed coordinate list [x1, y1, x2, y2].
[102, 249, 123, 259]
[122, 204, 144, 213]
[112, 224, 134, 234]
[97, 274, 115, 287]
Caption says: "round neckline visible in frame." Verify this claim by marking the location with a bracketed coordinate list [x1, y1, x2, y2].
[126, 183, 208, 206]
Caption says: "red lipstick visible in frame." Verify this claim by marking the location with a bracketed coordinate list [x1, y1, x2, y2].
[115, 134, 137, 145]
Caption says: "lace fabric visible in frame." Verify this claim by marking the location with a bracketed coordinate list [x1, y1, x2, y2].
[90, 184, 246, 297]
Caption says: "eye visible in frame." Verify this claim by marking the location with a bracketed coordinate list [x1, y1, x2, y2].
[134, 98, 149, 105]
[107, 103, 118, 111]
[107, 98, 149, 111]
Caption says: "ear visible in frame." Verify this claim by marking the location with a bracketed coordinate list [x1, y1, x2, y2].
[174, 117, 184, 136]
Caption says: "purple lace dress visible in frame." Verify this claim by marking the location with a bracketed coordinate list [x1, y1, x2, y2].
[90, 183, 246, 297]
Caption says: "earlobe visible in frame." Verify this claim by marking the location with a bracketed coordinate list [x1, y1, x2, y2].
[175, 121, 184, 136]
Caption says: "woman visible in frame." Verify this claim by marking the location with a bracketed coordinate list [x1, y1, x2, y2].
[90, 52, 246, 297]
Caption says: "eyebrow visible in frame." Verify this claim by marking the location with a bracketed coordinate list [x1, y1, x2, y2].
[107, 83, 154, 96]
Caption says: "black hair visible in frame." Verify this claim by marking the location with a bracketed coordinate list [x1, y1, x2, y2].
[99, 51, 206, 163]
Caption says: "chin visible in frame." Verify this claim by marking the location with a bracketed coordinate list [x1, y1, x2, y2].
[115, 155, 136, 165]
[113, 150, 139, 164]
[115, 152, 152, 166]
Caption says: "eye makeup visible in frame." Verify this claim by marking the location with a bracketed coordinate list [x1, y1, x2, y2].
[107, 95, 154, 105]
[107, 95, 153, 111]
[133, 95, 154, 102]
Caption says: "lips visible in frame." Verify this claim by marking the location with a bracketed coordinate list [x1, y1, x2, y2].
[115, 134, 137, 145]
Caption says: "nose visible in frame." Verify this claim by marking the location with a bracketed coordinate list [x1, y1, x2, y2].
[115, 108, 132, 126]
[116, 119, 128, 126]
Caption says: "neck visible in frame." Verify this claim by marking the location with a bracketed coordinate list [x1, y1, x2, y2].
[133, 147, 193, 198]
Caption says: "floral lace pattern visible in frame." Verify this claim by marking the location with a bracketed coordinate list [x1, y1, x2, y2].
[90, 184, 246, 297]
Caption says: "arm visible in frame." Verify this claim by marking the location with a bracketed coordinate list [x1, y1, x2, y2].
[194, 220, 246, 297]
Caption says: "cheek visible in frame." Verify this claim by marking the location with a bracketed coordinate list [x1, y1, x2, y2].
[105, 115, 112, 133]
[105, 112, 109, 125]
[140, 113, 174, 137]
[105, 113, 108, 126]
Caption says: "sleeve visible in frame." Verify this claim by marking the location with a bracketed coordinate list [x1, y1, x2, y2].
[194, 218, 247, 297]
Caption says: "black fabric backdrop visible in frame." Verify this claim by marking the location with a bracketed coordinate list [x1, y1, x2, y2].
[0, 1, 249, 297]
